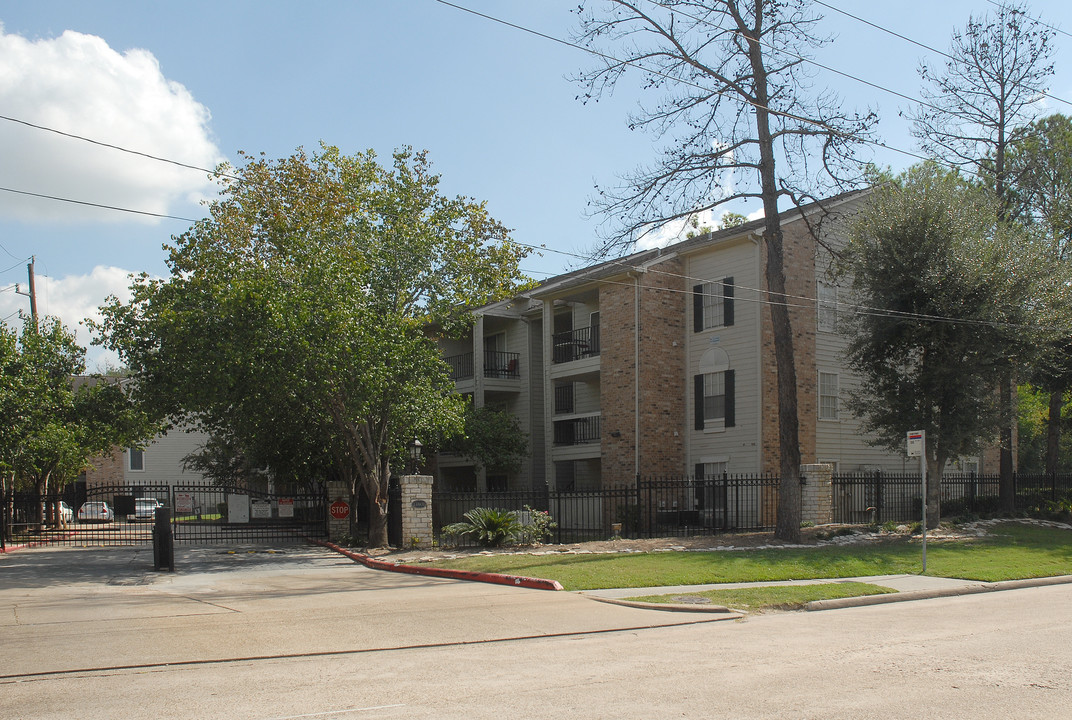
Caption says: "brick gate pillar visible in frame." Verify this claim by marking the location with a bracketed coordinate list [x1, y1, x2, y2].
[400, 474, 434, 549]
[327, 480, 351, 542]
[800, 463, 834, 526]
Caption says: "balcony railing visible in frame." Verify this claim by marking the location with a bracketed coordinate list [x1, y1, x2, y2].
[553, 415, 602, 446]
[483, 350, 520, 379]
[552, 325, 601, 364]
[445, 351, 520, 381]
[554, 383, 574, 414]
[445, 353, 474, 381]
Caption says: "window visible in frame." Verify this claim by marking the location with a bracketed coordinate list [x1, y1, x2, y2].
[817, 282, 838, 333]
[698, 461, 728, 479]
[694, 369, 735, 430]
[819, 372, 839, 420]
[693, 277, 735, 331]
[128, 448, 145, 472]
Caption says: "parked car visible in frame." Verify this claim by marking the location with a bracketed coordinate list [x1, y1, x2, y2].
[77, 501, 114, 523]
[131, 498, 162, 521]
[58, 501, 73, 524]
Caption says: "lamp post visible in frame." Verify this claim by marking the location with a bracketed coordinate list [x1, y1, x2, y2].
[407, 437, 423, 475]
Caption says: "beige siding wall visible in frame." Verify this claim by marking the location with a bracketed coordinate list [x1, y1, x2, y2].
[812, 208, 917, 472]
[687, 236, 762, 474]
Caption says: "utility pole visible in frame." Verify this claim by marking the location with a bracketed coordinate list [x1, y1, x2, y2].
[15, 255, 37, 326]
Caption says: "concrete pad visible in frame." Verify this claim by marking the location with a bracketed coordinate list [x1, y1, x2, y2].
[0, 544, 723, 679]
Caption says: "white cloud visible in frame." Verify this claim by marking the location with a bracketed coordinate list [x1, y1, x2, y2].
[0, 25, 224, 224]
[0, 265, 140, 371]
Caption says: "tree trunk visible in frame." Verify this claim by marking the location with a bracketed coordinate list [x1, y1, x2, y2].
[925, 454, 943, 530]
[367, 498, 389, 548]
[998, 374, 1015, 513]
[361, 463, 392, 548]
[1046, 389, 1062, 476]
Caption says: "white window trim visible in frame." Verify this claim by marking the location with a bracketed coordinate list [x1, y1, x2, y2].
[818, 371, 840, 421]
[701, 281, 725, 330]
[128, 447, 145, 473]
[702, 370, 727, 432]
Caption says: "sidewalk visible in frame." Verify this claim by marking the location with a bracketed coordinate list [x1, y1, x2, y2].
[578, 573, 1072, 612]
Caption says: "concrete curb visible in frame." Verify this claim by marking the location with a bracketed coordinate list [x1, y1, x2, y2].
[583, 594, 742, 617]
[806, 574, 1072, 611]
[313, 540, 564, 591]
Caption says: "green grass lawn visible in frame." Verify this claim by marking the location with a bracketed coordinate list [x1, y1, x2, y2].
[433, 521, 1072, 591]
[626, 582, 897, 611]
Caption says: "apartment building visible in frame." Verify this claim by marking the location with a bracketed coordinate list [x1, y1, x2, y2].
[435, 191, 986, 492]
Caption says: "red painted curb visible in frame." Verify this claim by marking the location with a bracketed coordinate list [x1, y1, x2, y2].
[312, 540, 564, 591]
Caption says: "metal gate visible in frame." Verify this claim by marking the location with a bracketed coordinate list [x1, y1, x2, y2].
[2, 484, 327, 549]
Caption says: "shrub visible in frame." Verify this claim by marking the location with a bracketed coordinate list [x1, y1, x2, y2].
[517, 505, 558, 545]
[441, 507, 523, 547]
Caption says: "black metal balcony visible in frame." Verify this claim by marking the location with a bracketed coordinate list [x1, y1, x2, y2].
[553, 415, 602, 446]
[445, 353, 474, 381]
[483, 350, 520, 379]
[552, 325, 601, 364]
[445, 351, 520, 381]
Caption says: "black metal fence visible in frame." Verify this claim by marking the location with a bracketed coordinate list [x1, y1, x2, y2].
[434, 471, 1072, 546]
[831, 471, 1072, 524]
[434, 474, 780, 546]
[2, 483, 328, 549]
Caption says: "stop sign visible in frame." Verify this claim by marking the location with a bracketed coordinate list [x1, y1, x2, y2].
[329, 500, 350, 520]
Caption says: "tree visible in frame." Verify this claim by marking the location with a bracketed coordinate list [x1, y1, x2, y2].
[94, 145, 529, 547]
[444, 404, 529, 476]
[911, 1, 1056, 509]
[838, 164, 1060, 526]
[572, 0, 875, 541]
[0, 315, 156, 533]
[1007, 114, 1072, 475]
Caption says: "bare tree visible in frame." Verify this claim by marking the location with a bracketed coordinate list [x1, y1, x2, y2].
[572, 0, 875, 541]
[911, 1, 1055, 511]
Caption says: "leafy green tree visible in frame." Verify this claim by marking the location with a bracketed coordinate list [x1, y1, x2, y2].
[1, 316, 156, 532]
[94, 145, 529, 547]
[838, 164, 1062, 526]
[572, 0, 876, 542]
[911, 1, 1056, 508]
[444, 404, 529, 476]
[1007, 114, 1072, 474]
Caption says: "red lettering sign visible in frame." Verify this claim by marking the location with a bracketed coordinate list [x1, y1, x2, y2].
[329, 500, 351, 520]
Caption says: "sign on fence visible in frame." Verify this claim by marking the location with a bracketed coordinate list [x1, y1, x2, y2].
[176, 493, 194, 514]
[278, 498, 294, 518]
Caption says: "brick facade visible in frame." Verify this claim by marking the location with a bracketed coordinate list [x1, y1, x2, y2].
[85, 449, 125, 490]
[599, 257, 687, 486]
[599, 276, 638, 487]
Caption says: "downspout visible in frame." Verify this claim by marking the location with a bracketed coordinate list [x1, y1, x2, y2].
[635, 271, 641, 478]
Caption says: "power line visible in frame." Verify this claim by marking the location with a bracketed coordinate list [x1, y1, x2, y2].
[0, 186, 200, 223]
[2, 259, 29, 275]
[0, 114, 237, 182]
[987, 0, 1072, 41]
[816, 0, 1071, 107]
[433, 0, 931, 167]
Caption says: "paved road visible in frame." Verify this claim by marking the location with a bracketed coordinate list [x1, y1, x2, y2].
[2, 545, 1070, 719]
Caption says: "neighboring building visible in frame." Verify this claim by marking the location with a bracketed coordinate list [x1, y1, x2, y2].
[84, 426, 214, 492]
[435, 191, 987, 491]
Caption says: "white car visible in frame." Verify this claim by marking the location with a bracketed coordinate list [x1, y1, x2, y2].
[77, 501, 114, 523]
[132, 498, 162, 521]
[58, 501, 73, 524]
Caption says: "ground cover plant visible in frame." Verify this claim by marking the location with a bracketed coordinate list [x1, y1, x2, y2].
[431, 522, 1072, 591]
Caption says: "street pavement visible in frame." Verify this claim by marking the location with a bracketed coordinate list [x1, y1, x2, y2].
[2, 544, 1071, 719]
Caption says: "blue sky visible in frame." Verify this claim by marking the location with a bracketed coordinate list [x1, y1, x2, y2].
[1, 1, 1071, 368]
